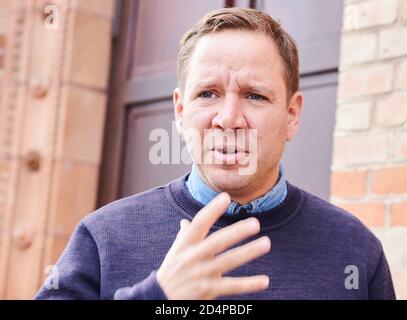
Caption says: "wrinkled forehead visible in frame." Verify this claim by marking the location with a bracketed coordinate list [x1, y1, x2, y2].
[186, 67, 274, 93]
[185, 30, 286, 91]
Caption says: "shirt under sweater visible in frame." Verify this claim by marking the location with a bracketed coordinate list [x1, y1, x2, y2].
[186, 163, 287, 215]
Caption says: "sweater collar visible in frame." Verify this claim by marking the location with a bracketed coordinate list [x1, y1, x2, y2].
[186, 163, 287, 215]
[167, 173, 304, 231]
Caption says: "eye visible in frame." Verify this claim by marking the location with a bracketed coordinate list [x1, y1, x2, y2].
[247, 93, 267, 101]
[198, 91, 217, 99]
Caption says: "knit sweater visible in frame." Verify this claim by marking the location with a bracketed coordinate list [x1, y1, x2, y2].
[35, 173, 396, 300]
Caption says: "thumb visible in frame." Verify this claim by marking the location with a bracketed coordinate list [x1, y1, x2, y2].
[179, 219, 190, 232]
[175, 219, 190, 240]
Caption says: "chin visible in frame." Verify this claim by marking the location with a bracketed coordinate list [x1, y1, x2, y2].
[202, 164, 256, 193]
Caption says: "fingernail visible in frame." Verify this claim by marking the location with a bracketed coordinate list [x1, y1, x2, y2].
[262, 276, 270, 289]
[180, 219, 188, 229]
[259, 236, 271, 250]
[247, 218, 260, 232]
[220, 192, 230, 202]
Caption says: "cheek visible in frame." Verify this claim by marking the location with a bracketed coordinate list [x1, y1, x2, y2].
[183, 107, 216, 131]
[254, 112, 288, 150]
[182, 109, 216, 155]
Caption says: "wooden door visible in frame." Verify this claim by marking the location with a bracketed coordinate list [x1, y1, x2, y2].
[256, 0, 343, 200]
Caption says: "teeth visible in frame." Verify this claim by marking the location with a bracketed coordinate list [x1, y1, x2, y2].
[215, 148, 238, 154]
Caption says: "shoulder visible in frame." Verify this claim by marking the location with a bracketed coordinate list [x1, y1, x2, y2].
[295, 184, 383, 252]
[79, 184, 170, 237]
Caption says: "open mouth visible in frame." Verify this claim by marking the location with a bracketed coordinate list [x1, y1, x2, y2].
[212, 146, 248, 154]
[205, 146, 251, 165]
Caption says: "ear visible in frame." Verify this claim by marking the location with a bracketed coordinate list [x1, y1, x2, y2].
[286, 91, 303, 142]
[173, 87, 184, 134]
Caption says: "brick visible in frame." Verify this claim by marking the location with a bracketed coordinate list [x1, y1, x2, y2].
[340, 32, 377, 65]
[338, 64, 393, 99]
[379, 26, 407, 59]
[338, 202, 385, 227]
[333, 133, 387, 166]
[28, 6, 63, 78]
[5, 232, 46, 299]
[375, 92, 407, 127]
[373, 228, 407, 299]
[396, 60, 407, 90]
[5, 156, 53, 299]
[50, 160, 99, 236]
[65, 11, 112, 89]
[402, 0, 407, 21]
[70, 0, 115, 18]
[393, 131, 407, 161]
[0, 34, 5, 68]
[331, 170, 367, 197]
[343, 0, 398, 31]
[58, 85, 107, 164]
[42, 234, 71, 277]
[371, 166, 407, 195]
[20, 86, 60, 158]
[336, 101, 371, 130]
[391, 202, 407, 226]
[0, 8, 8, 33]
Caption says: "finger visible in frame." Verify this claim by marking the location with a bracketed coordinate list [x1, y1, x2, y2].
[175, 219, 190, 243]
[196, 217, 260, 258]
[180, 219, 190, 231]
[213, 275, 270, 298]
[210, 236, 271, 275]
[182, 192, 231, 245]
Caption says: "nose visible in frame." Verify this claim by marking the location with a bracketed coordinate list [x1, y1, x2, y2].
[211, 93, 248, 130]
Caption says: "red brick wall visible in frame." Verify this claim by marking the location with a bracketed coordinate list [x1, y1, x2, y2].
[332, 0, 407, 298]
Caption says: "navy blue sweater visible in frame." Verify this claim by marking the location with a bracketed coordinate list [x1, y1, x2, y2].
[35, 174, 396, 300]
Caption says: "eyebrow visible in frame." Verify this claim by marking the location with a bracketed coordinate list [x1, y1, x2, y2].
[190, 78, 218, 90]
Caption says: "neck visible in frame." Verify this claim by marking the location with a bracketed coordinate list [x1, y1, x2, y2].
[195, 165, 281, 205]
[173, 173, 301, 229]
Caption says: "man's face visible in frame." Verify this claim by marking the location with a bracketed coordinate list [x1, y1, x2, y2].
[174, 30, 302, 202]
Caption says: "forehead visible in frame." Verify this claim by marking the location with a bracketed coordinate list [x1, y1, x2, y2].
[186, 30, 285, 87]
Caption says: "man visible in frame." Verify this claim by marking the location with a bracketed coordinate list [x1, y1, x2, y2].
[36, 8, 396, 300]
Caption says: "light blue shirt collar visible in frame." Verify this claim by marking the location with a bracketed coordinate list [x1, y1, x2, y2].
[186, 163, 287, 215]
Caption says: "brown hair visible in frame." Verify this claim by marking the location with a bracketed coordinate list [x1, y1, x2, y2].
[177, 7, 300, 99]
